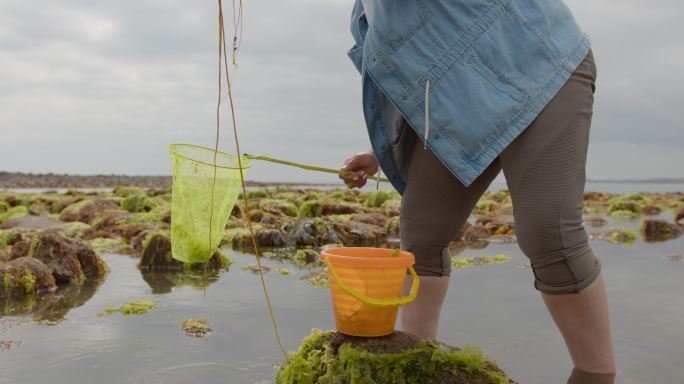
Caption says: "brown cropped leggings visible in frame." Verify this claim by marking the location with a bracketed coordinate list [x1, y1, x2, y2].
[399, 50, 600, 294]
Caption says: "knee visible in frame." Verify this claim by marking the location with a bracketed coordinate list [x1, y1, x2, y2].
[530, 242, 602, 294]
[514, 211, 600, 294]
[401, 241, 451, 277]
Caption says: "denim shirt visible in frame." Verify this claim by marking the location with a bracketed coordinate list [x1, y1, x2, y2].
[347, 0, 591, 194]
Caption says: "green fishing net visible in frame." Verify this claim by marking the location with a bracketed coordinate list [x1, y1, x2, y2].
[169, 144, 251, 264]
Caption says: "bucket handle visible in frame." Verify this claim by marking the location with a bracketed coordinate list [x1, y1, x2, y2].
[323, 258, 420, 307]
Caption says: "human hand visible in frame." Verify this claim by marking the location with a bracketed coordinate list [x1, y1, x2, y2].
[339, 150, 379, 189]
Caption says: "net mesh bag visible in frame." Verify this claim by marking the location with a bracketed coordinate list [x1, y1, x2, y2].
[169, 144, 251, 264]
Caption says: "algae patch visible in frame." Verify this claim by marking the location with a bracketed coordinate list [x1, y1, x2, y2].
[276, 329, 514, 384]
[99, 299, 156, 316]
[181, 318, 213, 337]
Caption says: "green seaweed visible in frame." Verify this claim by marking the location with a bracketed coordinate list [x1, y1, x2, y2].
[121, 194, 158, 213]
[19, 272, 35, 295]
[364, 190, 395, 208]
[60, 222, 92, 238]
[299, 201, 325, 218]
[181, 318, 213, 337]
[276, 329, 511, 384]
[474, 199, 499, 213]
[0, 206, 29, 224]
[2, 269, 12, 296]
[113, 186, 145, 198]
[99, 299, 156, 316]
[0, 229, 18, 246]
[610, 209, 640, 221]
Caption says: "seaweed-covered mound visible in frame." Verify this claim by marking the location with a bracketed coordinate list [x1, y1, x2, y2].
[276, 330, 515, 384]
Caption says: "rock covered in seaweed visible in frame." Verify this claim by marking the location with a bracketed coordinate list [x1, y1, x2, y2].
[591, 227, 637, 244]
[639, 219, 682, 242]
[138, 232, 232, 272]
[276, 330, 515, 384]
[0, 257, 56, 298]
[59, 198, 120, 224]
[181, 318, 213, 337]
[28, 231, 108, 284]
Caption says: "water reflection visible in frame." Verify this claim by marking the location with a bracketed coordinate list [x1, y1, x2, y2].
[140, 270, 223, 294]
[0, 278, 105, 323]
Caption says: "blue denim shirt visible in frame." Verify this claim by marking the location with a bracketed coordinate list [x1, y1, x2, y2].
[348, 0, 591, 193]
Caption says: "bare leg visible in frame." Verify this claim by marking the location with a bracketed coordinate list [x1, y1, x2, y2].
[399, 275, 449, 339]
[542, 272, 616, 375]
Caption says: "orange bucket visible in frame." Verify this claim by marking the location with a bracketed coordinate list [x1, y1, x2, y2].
[320, 247, 420, 337]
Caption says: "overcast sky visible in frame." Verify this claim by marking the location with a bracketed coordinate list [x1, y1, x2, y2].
[0, 0, 682, 183]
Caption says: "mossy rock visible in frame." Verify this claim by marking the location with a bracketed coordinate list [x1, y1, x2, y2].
[0, 201, 9, 214]
[284, 219, 339, 248]
[364, 190, 397, 208]
[0, 229, 22, 247]
[674, 207, 684, 224]
[139, 232, 231, 272]
[0, 257, 56, 298]
[113, 186, 146, 198]
[28, 231, 108, 284]
[276, 330, 515, 384]
[607, 193, 651, 216]
[330, 220, 386, 246]
[385, 216, 401, 238]
[254, 198, 299, 217]
[121, 194, 158, 213]
[59, 222, 92, 238]
[59, 198, 121, 224]
[182, 318, 213, 337]
[474, 200, 499, 214]
[299, 200, 361, 218]
[591, 227, 637, 244]
[292, 248, 322, 267]
[639, 219, 682, 242]
[0, 206, 29, 225]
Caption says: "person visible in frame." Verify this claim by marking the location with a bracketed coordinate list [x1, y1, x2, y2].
[338, 1, 620, 383]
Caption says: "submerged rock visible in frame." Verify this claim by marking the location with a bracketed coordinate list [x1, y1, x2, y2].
[641, 205, 661, 216]
[0, 257, 56, 298]
[591, 227, 637, 244]
[299, 270, 329, 288]
[181, 318, 213, 337]
[276, 330, 515, 384]
[674, 207, 684, 224]
[639, 219, 682, 242]
[583, 215, 607, 228]
[292, 248, 321, 267]
[1, 278, 104, 322]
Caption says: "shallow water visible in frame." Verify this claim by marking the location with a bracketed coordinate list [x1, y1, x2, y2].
[1, 216, 683, 383]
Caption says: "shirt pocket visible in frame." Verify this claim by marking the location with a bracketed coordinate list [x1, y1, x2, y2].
[471, 6, 559, 97]
[371, 0, 431, 54]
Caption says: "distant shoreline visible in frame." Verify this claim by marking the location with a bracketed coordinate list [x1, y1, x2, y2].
[586, 178, 684, 184]
[1, 171, 682, 189]
[0, 171, 336, 189]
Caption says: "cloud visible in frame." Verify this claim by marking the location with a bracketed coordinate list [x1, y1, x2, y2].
[0, 0, 681, 181]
